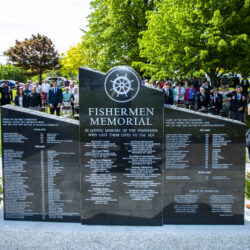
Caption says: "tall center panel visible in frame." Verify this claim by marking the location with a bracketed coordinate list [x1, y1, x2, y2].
[79, 66, 164, 225]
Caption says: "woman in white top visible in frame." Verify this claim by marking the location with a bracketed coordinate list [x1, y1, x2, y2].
[41, 80, 50, 107]
[71, 87, 79, 115]
[14, 87, 29, 108]
[174, 83, 185, 103]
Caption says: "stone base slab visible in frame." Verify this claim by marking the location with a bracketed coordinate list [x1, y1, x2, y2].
[0, 205, 250, 250]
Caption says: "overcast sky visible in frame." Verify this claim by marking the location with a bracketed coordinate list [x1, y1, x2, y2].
[0, 0, 91, 64]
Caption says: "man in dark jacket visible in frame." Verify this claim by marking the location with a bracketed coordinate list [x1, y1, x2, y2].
[48, 80, 63, 116]
[28, 86, 41, 111]
[195, 86, 210, 111]
[226, 86, 246, 122]
[162, 82, 174, 105]
[0, 81, 12, 105]
[210, 87, 223, 115]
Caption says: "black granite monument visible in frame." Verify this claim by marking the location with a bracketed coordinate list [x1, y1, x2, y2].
[1, 105, 80, 222]
[79, 66, 164, 225]
[1, 66, 246, 226]
[164, 105, 246, 224]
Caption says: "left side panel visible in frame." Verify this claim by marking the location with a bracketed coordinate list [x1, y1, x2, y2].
[1, 105, 80, 222]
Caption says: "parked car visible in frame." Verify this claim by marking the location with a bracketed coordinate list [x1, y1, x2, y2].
[45, 77, 66, 87]
[0, 80, 16, 89]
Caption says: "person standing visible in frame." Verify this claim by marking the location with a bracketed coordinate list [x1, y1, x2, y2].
[222, 75, 229, 86]
[174, 83, 185, 103]
[24, 83, 31, 95]
[227, 86, 246, 122]
[15, 81, 23, 91]
[14, 87, 29, 108]
[34, 81, 42, 94]
[162, 82, 174, 105]
[62, 87, 72, 116]
[233, 76, 240, 89]
[28, 86, 41, 111]
[0, 81, 12, 105]
[195, 86, 210, 111]
[185, 84, 197, 105]
[210, 87, 223, 115]
[241, 76, 249, 96]
[201, 81, 211, 95]
[71, 87, 79, 115]
[41, 80, 50, 107]
[57, 78, 63, 87]
[26, 80, 32, 91]
[64, 78, 70, 87]
[69, 83, 74, 94]
[219, 86, 230, 117]
[48, 80, 63, 116]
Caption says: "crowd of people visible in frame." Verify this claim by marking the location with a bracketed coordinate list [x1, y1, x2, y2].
[145, 76, 250, 122]
[0, 75, 249, 123]
[0, 79, 79, 118]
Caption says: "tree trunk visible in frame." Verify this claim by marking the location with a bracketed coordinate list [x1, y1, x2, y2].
[39, 70, 42, 84]
[207, 70, 219, 87]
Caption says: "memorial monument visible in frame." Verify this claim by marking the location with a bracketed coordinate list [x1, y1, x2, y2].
[79, 66, 163, 225]
[1, 66, 246, 225]
[164, 105, 246, 224]
[1, 106, 80, 222]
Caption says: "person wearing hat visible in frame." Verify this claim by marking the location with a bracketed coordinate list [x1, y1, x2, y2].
[163, 82, 174, 105]
[0, 81, 13, 106]
[201, 81, 211, 95]
[210, 87, 223, 115]
[195, 86, 210, 111]
[226, 85, 246, 122]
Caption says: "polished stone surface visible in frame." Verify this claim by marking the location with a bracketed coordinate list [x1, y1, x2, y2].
[0, 203, 249, 250]
[164, 105, 246, 224]
[1, 105, 80, 222]
[79, 67, 164, 225]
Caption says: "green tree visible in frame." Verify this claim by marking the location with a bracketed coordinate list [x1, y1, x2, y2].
[84, 0, 155, 72]
[136, 0, 250, 85]
[59, 40, 95, 77]
[0, 64, 29, 82]
[4, 34, 60, 83]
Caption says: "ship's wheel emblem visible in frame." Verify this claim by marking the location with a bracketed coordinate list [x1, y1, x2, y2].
[110, 74, 134, 97]
[104, 67, 140, 103]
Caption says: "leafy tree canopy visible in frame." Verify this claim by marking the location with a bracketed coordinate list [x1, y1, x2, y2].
[82, 0, 155, 72]
[59, 40, 96, 77]
[4, 34, 60, 83]
[135, 0, 250, 84]
[0, 64, 29, 82]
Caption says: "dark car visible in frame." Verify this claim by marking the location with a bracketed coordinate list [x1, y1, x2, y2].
[0, 80, 16, 89]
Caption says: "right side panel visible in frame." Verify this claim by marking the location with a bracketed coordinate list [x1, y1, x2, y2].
[164, 106, 246, 224]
